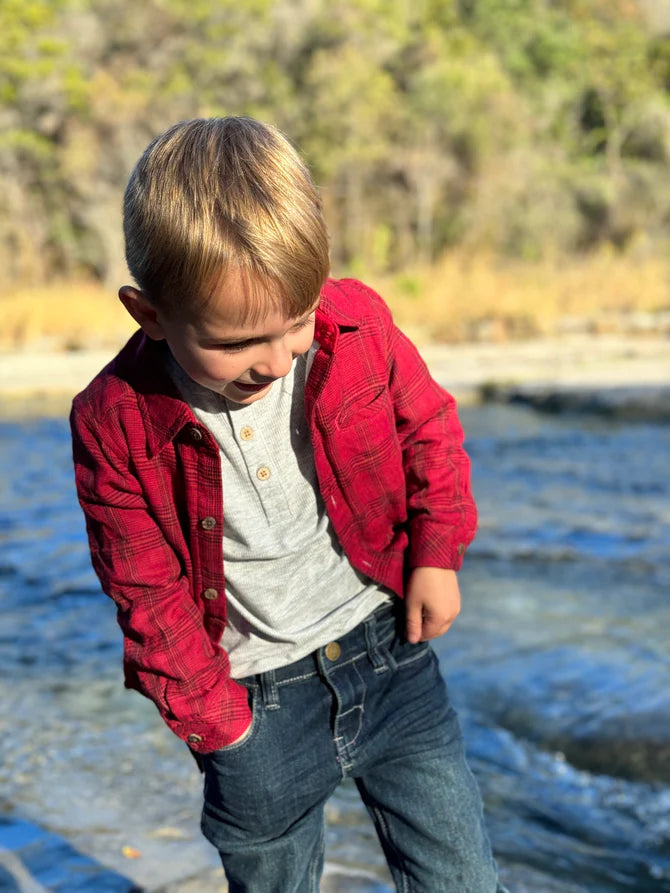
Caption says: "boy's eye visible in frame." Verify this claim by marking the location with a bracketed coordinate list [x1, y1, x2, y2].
[290, 315, 313, 332]
[217, 341, 250, 353]
[207, 312, 315, 353]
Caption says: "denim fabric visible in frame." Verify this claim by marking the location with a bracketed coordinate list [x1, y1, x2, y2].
[200, 601, 504, 892]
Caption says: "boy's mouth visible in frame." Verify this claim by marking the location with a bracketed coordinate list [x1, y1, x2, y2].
[232, 379, 274, 393]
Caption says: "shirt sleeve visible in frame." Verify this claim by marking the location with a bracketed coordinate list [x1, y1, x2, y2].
[375, 289, 478, 570]
[70, 402, 251, 753]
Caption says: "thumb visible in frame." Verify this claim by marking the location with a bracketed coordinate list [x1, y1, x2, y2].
[405, 594, 423, 644]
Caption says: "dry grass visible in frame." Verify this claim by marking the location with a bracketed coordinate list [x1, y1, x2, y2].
[375, 250, 670, 344]
[2, 251, 670, 351]
[0, 281, 135, 352]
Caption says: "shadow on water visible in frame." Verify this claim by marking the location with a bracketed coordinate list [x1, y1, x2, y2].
[1, 405, 669, 891]
[0, 815, 141, 892]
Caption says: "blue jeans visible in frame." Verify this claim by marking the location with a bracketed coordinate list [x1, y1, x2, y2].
[200, 601, 504, 892]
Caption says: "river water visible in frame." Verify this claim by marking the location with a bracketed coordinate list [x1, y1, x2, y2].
[1, 403, 669, 892]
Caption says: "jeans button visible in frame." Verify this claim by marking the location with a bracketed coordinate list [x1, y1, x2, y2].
[325, 642, 341, 661]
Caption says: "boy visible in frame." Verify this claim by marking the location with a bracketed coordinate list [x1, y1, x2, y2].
[70, 117, 504, 892]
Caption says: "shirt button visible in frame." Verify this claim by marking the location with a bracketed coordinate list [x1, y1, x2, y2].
[202, 588, 219, 601]
[457, 543, 466, 556]
[256, 465, 271, 481]
[189, 427, 203, 442]
[324, 642, 341, 661]
[200, 516, 217, 530]
[240, 426, 254, 441]
[187, 733, 203, 745]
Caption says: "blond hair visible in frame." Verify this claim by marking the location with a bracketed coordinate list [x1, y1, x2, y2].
[123, 117, 330, 321]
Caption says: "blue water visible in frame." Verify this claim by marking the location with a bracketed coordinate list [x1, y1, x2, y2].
[1, 405, 669, 891]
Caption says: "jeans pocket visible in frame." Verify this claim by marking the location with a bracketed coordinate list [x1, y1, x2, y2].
[393, 638, 431, 669]
[206, 686, 261, 762]
[374, 603, 431, 670]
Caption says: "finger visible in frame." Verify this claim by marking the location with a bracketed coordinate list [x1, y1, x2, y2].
[406, 602, 424, 644]
[421, 615, 453, 641]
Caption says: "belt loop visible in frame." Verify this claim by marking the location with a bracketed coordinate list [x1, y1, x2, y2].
[258, 668, 280, 710]
[364, 609, 391, 673]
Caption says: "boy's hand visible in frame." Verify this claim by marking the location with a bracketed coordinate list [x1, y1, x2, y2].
[214, 720, 253, 753]
[405, 567, 461, 644]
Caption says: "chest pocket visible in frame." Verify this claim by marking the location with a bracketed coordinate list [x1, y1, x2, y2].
[332, 386, 402, 483]
[336, 385, 388, 429]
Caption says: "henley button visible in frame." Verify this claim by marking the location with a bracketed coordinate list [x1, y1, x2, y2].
[189, 427, 203, 442]
[187, 733, 203, 745]
[202, 588, 218, 601]
[325, 642, 341, 661]
[201, 516, 217, 530]
[457, 543, 466, 557]
[240, 426, 254, 441]
[256, 465, 271, 481]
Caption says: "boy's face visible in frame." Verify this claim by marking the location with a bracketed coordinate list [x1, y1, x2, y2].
[122, 272, 318, 405]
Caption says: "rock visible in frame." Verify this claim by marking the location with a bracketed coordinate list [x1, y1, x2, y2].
[481, 383, 670, 422]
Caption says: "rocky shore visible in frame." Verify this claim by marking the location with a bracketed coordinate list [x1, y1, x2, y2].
[420, 333, 670, 418]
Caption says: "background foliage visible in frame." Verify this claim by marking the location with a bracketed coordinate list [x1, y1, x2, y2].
[1, 0, 670, 318]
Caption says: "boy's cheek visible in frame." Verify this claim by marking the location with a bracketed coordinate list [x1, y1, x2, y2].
[170, 350, 236, 391]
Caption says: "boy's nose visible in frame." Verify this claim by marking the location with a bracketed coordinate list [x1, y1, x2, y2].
[254, 342, 294, 380]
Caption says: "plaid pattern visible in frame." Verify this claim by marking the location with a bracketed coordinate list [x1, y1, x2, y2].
[70, 278, 477, 752]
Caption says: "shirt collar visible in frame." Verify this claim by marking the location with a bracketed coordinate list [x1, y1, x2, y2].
[314, 283, 359, 354]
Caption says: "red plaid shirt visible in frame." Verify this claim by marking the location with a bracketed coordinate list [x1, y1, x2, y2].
[70, 278, 477, 752]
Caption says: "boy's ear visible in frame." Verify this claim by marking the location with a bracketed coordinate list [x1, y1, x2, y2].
[118, 286, 166, 340]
